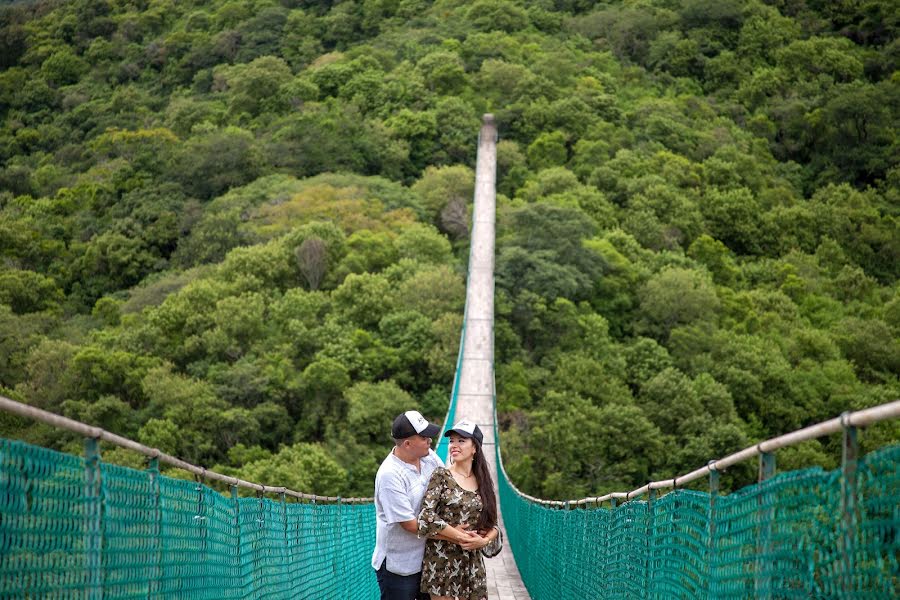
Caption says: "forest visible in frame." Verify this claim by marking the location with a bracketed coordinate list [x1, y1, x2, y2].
[0, 0, 897, 499]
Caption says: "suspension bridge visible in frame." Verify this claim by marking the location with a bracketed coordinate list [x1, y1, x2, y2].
[1, 116, 898, 598]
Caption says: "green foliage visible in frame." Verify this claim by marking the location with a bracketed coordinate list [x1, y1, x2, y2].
[0, 0, 896, 502]
[526, 131, 567, 170]
[345, 380, 415, 445]
[175, 126, 262, 200]
[237, 442, 348, 496]
[505, 393, 666, 498]
[411, 164, 474, 224]
[0, 269, 63, 313]
[638, 267, 720, 339]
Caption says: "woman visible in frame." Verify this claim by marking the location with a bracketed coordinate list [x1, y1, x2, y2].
[417, 420, 502, 600]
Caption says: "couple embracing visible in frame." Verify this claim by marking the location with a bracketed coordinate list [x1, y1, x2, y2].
[372, 410, 502, 600]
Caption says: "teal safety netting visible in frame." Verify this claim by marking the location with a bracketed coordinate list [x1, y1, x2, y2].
[435, 313, 464, 464]
[0, 437, 378, 599]
[497, 442, 900, 599]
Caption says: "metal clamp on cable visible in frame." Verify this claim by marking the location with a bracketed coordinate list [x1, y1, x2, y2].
[840, 411, 851, 428]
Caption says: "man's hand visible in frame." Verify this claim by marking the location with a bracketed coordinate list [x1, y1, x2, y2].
[433, 522, 475, 543]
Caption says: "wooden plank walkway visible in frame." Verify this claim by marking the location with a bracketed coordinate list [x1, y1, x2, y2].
[454, 115, 530, 600]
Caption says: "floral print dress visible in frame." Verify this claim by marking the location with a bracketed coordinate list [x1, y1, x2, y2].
[417, 467, 501, 599]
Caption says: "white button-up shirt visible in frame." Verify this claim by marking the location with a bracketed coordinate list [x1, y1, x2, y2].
[371, 448, 444, 575]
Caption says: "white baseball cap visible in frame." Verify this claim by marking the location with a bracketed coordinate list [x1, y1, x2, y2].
[444, 420, 483, 445]
[392, 410, 440, 439]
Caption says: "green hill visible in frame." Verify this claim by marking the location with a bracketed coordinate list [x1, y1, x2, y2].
[1, 0, 897, 498]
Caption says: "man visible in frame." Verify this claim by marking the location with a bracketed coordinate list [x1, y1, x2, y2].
[372, 410, 444, 600]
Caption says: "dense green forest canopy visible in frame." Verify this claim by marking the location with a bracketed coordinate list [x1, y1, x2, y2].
[0, 0, 897, 498]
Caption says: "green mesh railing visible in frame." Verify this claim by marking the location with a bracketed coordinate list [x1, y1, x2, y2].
[0, 436, 378, 599]
[496, 428, 900, 598]
[435, 311, 464, 463]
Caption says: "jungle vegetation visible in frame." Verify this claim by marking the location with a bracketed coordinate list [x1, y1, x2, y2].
[0, 0, 898, 498]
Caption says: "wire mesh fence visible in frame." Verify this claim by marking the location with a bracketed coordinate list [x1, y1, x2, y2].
[498, 443, 899, 599]
[0, 437, 378, 599]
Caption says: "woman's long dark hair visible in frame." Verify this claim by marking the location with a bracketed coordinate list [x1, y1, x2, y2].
[471, 438, 497, 531]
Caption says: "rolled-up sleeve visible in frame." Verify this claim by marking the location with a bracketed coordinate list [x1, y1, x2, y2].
[417, 469, 449, 537]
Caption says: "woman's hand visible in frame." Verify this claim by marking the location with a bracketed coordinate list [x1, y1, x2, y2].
[458, 533, 489, 551]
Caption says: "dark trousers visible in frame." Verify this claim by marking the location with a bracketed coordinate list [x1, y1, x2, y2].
[375, 560, 429, 600]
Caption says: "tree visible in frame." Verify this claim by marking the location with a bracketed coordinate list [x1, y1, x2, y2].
[550, 351, 632, 407]
[466, 0, 530, 33]
[296, 357, 351, 437]
[345, 380, 415, 444]
[206, 292, 268, 359]
[41, 48, 88, 86]
[775, 36, 864, 84]
[526, 131, 567, 170]
[13, 339, 76, 413]
[699, 187, 763, 255]
[497, 247, 585, 304]
[416, 51, 467, 95]
[378, 309, 433, 386]
[213, 55, 293, 117]
[834, 318, 900, 383]
[286, 220, 348, 288]
[638, 367, 704, 435]
[331, 272, 394, 328]
[395, 265, 465, 320]
[175, 126, 262, 200]
[433, 97, 479, 165]
[623, 337, 674, 392]
[62, 395, 135, 437]
[67, 346, 157, 408]
[384, 108, 438, 173]
[505, 393, 665, 498]
[815, 81, 895, 185]
[394, 224, 453, 265]
[265, 103, 407, 178]
[638, 267, 720, 339]
[0, 270, 63, 314]
[295, 237, 328, 290]
[70, 232, 159, 306]
[140, 366, 236, 464]
[411, 164, 474, 225]
[239, 443, 348, 496]
[440, 197, 469, 240]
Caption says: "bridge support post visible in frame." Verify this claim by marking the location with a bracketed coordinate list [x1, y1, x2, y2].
[645, 489, 656, 599]
[147, 456, 161, 598]
[755, 452, 775, 599]
[231, 486, 243, 595]
[840, 420, 859, 593]
[192, 474, 209, 589]
[707, 465, 719, 598]
[84, 438, 103, 600]
[281, 491, 289, 592]
[606, 497, 617, 599]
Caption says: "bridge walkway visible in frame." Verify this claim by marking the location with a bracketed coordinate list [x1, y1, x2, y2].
[453, 115, 529, 599]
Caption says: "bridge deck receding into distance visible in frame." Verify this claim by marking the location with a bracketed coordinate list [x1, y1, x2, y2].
[456, 115, 530, 600]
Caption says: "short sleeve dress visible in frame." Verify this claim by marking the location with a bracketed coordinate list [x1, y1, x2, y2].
[417, 467, 501, 600]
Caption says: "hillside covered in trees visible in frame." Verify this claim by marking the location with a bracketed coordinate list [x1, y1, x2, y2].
[0, 0, 898, 498]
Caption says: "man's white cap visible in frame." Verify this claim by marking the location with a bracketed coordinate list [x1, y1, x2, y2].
[392, 410, 440, 438]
